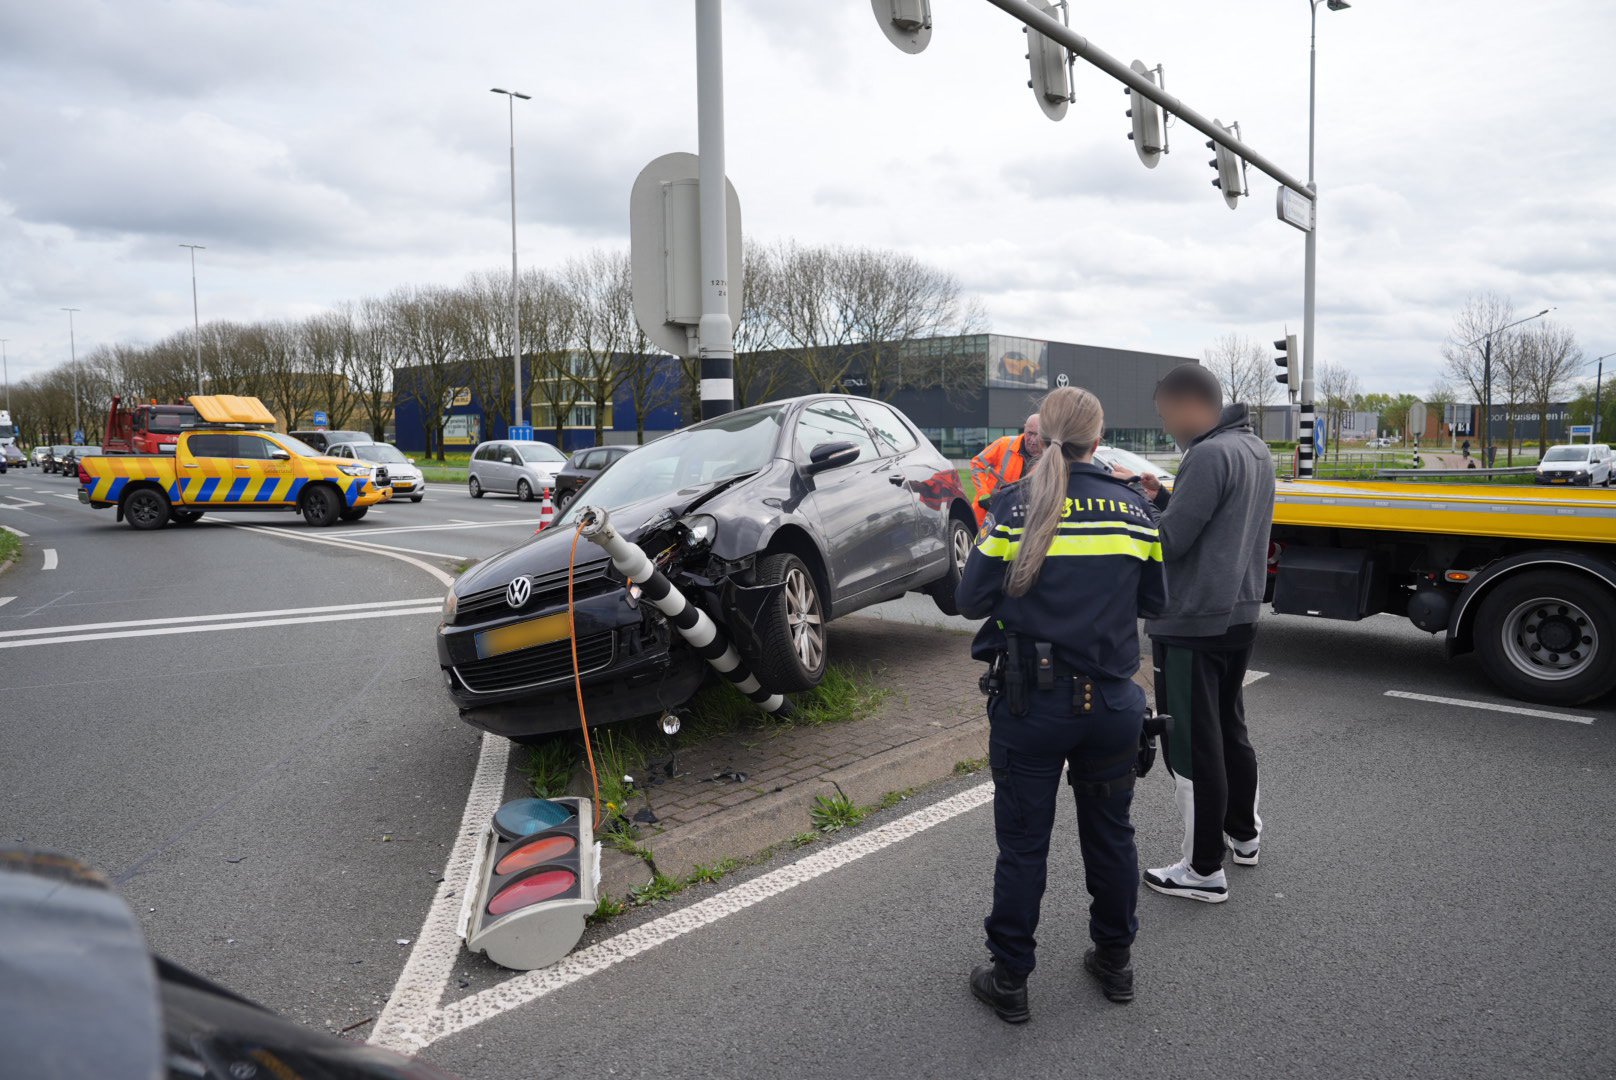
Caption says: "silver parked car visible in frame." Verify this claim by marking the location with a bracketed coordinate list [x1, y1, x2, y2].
[466, 439, 569, 501]
[328, 441, 427, 502]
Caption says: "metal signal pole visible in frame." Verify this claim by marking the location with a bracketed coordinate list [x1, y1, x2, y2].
[695, 0, 735, 419]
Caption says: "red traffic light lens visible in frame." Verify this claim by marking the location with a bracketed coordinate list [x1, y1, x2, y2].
[495, 834, 577, 876]
[488, 869, 577, 916]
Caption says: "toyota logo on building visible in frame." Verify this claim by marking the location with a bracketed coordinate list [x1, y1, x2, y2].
[506, 576, 532, 610]
[1055, 373, 1071, 387]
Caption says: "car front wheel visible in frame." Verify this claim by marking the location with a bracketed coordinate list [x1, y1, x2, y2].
[301, 485, 343, 527]
[927, 516, 975, 617]
[752, 553, 828, 694]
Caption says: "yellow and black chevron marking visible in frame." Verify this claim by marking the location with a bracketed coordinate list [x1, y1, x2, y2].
[83, 456, 387, 509]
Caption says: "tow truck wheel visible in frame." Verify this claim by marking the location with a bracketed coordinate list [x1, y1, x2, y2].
[171, 510, 204, 526]
[1474, 571, 1616, 705]
[926, 515, 975, 617]
[753, 552, 828, 693]
[122, 488, 171, 531]
[300, 484, 343, 528]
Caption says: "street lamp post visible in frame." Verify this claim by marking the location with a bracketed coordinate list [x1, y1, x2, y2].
[1, 338, 10, 418]
[180, 244, 206, 395]
[490, 87, 531, 434]
[62, 308, 81, 439]
[1299, 0, 1350, 478]
[1587, 351, 1613, 440]
[1472, 307, 1553, 461]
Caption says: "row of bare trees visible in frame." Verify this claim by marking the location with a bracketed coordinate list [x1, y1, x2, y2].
[8, 241, 983, 455]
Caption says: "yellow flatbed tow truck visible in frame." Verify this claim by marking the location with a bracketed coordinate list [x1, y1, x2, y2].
[1268, 479, 1616, 705]
[77, 395, 393, 530]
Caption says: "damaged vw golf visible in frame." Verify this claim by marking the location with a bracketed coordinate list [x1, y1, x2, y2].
[437, 395, 974, 740]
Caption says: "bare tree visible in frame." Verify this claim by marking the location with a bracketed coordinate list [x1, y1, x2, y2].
[389, 285, 462, 460]
[766, 241, 862, 393]
[1518, 320, 1582, 455]
[1318, 362, 1361, 460]
[346, 299, 397, 441]
[565, 250, 637, 443]
[454, 269, 517, 437]
[1440, 292, 1528, 459]
[1203, 333, 1272, 410]
[522, 268, 586, 447]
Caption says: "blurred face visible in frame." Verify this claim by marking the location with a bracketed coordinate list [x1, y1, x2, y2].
[1021, 415, 1042, 459]
[1155, 394, 1219, 445]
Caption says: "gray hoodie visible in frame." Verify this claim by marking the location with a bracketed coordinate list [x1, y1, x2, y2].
[1146, 404, 1276, 639]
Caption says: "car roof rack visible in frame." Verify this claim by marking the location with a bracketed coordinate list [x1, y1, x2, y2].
[188, 395, 277, 426]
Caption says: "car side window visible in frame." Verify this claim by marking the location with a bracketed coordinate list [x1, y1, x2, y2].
[500, 446, 520, 465]
[852, 401, 920, 455]
[186, 433, 235, 458]
[581, 450, 605, 470]
[235, 435, 275, 460]
[794, 401, 878, 464]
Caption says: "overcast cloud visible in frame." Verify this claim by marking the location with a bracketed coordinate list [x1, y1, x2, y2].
[2, 0, 1613, 395]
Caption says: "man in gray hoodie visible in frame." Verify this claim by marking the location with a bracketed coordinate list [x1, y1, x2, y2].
[1118, 363, 1275, 904]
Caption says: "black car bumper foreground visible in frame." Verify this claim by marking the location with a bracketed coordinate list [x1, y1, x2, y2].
[437, 585, 708, 738]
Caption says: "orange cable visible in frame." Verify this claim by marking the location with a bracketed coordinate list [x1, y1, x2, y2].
[567, 522, 603, 830]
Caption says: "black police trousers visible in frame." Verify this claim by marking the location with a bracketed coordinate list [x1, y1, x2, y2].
[984, 678, 1146, 976]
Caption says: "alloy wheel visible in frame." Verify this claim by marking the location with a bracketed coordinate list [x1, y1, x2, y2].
[784, 566, 824, 672]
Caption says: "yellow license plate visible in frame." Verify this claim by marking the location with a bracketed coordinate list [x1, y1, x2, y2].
[475, 613, 571, 660]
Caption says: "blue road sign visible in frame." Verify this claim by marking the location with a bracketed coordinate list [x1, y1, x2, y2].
[1570, 424, 1593, 439]
[72, 430, 85, 445]
[509, 425, 535, 441]
[312, 410, 329, 427]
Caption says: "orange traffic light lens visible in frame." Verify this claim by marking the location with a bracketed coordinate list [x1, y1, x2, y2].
[495, 835, 577, 876]
[488, 869, 577, 916]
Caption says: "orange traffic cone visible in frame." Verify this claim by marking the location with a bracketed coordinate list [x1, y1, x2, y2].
[535, 487, 555, 533]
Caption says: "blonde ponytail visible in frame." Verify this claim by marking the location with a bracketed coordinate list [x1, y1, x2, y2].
[1005, 386, 1105, 597]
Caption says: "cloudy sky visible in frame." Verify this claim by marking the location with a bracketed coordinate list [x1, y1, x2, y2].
[2, 0, 1613, 397]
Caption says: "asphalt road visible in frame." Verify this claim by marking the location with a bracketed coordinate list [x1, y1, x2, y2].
[4, 466, 1614, 1077]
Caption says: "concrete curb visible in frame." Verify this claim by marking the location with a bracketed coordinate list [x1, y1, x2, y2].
[601, 715, 989, 897]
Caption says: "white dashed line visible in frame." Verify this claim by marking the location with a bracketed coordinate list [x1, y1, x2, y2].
[41, 548, 57, 570]
[0, 596, 441, 640]
[372, 777, 996, 1055]
[1384, 690, 1595, 725]
[0, 604, 440, 650]
[1243, 669, 1270, 686]
[0, 597, 13, 609]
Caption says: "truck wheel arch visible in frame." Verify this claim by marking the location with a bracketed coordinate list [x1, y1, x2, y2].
[1449, 549, 1616, 655]
[116, 480, 169, 524]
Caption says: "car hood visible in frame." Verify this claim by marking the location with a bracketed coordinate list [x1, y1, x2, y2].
[452, 483, 726, 598]
[1537, 462, 1587, 472]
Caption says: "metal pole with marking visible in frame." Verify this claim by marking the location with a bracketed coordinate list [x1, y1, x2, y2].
[577, 506, 786, 714]
[695, 0, 734, 419]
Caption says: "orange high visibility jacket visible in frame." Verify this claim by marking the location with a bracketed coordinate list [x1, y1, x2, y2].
[968, 434, 1033, 526]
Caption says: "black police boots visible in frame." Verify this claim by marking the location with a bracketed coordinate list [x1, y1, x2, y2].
[1083, 946, 1135, 1004]
[970, 960, 1030, 1024]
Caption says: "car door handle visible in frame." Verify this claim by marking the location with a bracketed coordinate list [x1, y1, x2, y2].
[182, 463, 198, 468]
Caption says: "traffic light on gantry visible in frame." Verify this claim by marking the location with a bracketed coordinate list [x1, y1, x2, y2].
[1024, 0, 1075, 121]
[1274, 334, 1297, 386]
[1206, 119, 1246, 209]
[1124, 61, 1168, 168]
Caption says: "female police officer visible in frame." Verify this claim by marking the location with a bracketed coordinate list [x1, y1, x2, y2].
[957, 385, 1167, 1023]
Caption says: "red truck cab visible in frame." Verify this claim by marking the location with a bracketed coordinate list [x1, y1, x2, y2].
[104, 397, 199, 455]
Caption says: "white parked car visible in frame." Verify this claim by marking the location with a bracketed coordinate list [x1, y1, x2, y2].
[466, 439, 569, 501]
[1093, 445, 1175, 486]
[328, 441, 426, 502]
[1535, 444, 1613, 487]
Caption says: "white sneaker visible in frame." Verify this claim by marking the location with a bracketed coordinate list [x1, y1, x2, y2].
[1224, 834, 1260, 866]
[1143, 860, 1228, 903]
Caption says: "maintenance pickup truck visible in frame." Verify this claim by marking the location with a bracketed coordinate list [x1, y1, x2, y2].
[1268, 479, 1616, 705]
[77, 394, 392, 530]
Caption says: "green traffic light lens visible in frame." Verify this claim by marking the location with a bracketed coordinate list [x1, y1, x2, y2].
[492, 798, 576, 840]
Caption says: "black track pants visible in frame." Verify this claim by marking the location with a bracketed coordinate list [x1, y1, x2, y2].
[1152, 640, 1261, 876]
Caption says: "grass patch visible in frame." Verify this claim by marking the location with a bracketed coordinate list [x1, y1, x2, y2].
[687, 858, 740, 885]
[878, 788, 916, 810]
[789, 832, 817, 848]
[518, 741, 576, 799]
[810, 787, 867, 834]
[953, 756, 989, 776]
[589, 895, 626, 923]
[0, 527, 19, 568]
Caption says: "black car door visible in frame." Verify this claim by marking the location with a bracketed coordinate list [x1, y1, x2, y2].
[793, 400, 914, 602]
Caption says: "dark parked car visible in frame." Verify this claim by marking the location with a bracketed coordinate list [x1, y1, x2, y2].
[57, 445, 101, 477]
[1, 444, 25, 471]
[289, 429, 373, 454]
[553, 444, 632, 510]
[42, 444, 72, 474]
[437, 395, 974, 740]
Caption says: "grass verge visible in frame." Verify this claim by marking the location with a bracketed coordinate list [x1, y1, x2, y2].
[0, 527, 19, 569]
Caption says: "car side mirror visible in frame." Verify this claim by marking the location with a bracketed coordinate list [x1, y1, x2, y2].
[270, 449, 291, 461]
[407, 457, 415, 464]
[805, 440, 860, 475]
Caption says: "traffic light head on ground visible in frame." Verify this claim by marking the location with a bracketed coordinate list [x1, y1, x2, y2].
[463, 796, 598, 971]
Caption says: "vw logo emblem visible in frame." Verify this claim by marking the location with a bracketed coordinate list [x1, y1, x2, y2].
[1055, 373, 1071, 387]
[506, 576, 532, 610]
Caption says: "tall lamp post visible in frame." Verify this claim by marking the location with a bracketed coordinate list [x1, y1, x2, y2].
[180, 244, 206, 395]
[62, 308, 81, 439]
[1298, 0, 1351, 478]
[1587, 351, 1613, 440]
[490, 87, 531, 434]
[1470, 307, 1552, 461]
[1, 338, 10, 418]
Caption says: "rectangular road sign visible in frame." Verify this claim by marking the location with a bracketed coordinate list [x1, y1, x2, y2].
[1570, 424, 1593, 441]
[1276, 186, 1315, 233]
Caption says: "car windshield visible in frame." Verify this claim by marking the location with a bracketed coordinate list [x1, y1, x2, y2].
[274, 434, 327, 458]
[515, 442, 567, 464]
[1097, 446, 1162, 475]
[349, 444, 408, 464]
[555, 405, 788, 524]
[149, 410, 197, 434]
[1542, 447, 1589, 463]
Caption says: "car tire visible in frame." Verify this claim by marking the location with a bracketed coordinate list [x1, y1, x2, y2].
[752, 552, 829, 694]
[411, 495, 424, 503]
[1473, 571, 1616, 705]
[339, 507, 369, 522]
[556, 489, 574, 512]
[469, 476, 484, 499]
[518, 479, 536, 502]
[300, 484, 344, 527]
[926, 515, 975, 617]
[171, 510, 204, 526]
[122, 488, 171, 531]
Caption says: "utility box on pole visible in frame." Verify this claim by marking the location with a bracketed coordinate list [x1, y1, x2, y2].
[629, 152, 743, 362]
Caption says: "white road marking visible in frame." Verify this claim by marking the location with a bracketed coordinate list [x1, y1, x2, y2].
[1, 525, 27, 537]
[0, 604, 440, 650]
[0, 596, 440, 640]
[372, 776, 996, 1055]
[49, 492, 78, 500]
[41, 548, 57, 570]
[219, 523, 465, 570]
[1244, 669, 1270, 686]
[1384, 690, 1595, 725]
[348, 520, 537, 538]
[0, 497, 43, 508]
[0, 597, 13, 609]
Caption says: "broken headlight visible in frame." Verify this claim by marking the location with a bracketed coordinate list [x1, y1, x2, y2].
[677, 513, 717, 548]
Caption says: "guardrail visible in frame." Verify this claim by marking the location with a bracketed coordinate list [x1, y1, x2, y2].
[1373, 467, 1537, 479]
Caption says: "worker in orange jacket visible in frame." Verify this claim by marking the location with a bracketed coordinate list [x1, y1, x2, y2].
[969, 414, 1043, 527]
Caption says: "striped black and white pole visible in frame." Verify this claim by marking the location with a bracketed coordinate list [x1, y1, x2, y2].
[577, 506, 786, 715]
[1297, 402, 1316, 478]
